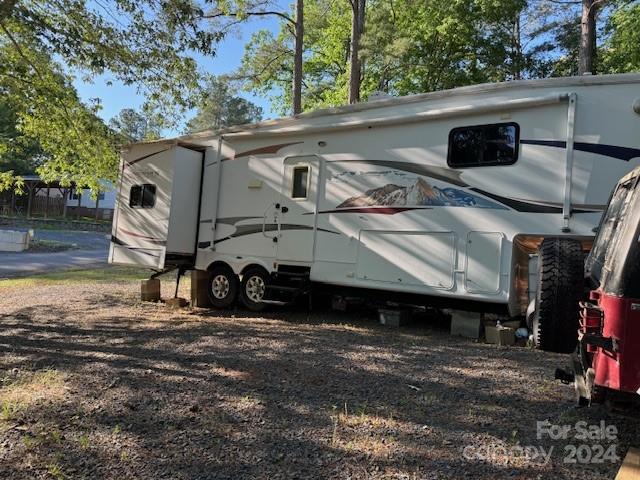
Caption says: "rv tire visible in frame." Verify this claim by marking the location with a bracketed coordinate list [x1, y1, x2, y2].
[240, 267, 269, 312]
[532, 237, 584, 353]
[207, 265, 238, 309]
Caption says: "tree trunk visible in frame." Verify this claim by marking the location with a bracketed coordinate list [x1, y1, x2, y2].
[578, 0, 598, 75]
[95, 193, 100, 221]
[44, 186, 50, 218]
[512, 14, 522, 80]
[61, 188, 68, 218]
[292, 0, 304, 115]
[0, 0, 18, 22]
[348, 0, 366, 104]
[26, 186, 33, 218]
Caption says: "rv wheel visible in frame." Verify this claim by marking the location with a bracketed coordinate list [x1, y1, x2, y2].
[207, 266, 238, 308]
[240, 267, 269, 312]
[532, 238, 584, 353]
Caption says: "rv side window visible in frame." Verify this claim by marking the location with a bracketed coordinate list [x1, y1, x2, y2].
[448, 123, 519, 168]
[292, 166, 309, 199]
[129, 186, 142, 207]
[141, 184, 156, 208]
[129, 184, 156, 209]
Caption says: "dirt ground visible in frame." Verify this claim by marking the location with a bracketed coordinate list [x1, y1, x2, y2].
[0, 269, 638, 479]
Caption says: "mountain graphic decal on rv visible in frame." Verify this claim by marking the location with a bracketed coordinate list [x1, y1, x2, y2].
[335, 174, 505, 209]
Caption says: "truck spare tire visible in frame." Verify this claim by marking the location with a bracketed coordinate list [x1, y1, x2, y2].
[532, 237, 584, 353]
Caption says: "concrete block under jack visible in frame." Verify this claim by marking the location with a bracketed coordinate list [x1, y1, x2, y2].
[191, 269, 213, 308]
[450, 310, 482, 339]
[485, 325, 516, 346]
[379, 308, 414, 327]
[141, 278, 161, 302]
[166, 297, 188, 309]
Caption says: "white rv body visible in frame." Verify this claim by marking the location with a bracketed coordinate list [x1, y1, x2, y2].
[109, 74, 640, 315]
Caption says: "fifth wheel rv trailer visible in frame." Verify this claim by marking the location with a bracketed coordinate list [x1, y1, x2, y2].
[109, 74, 640, 352]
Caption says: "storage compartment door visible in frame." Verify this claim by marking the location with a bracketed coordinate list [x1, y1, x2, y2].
[356, 231, 456, 289]
[465, 232, 503, 294]
[109, 243, 165, 269]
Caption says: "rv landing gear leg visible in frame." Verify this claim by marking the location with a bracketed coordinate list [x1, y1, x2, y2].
[174, 267, 186, 299]
[165, 267, 188, 309]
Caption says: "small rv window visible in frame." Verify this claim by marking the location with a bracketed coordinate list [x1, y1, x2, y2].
[448, 123, 519, 168]
[141, 184, 156, 208]
[129, 185, 142, 208]
[292, 166, 309, 199]
[129, 184, 156, 209]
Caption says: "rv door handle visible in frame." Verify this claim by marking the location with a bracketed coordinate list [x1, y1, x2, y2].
[281, 206, 289, 213]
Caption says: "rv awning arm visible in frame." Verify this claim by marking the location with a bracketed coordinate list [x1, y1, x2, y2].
[220, 93, 571, 138]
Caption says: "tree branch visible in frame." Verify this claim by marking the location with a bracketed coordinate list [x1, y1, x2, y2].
[203, 10, 295, 25]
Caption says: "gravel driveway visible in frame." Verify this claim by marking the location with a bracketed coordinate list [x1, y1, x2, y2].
[0, 275, 638, 479]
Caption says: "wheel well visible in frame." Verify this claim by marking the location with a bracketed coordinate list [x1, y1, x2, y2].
[511, 234, 593, 316]
[240, 263, 269, 277]
[207, 261, 233, 272]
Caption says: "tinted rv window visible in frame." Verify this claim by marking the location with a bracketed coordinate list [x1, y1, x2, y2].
[448, 123, 519, 168]
[141, 184, 156, 208]
[292, 166, 309, 199]
[129, 184, 156, 208]
[129, 185, 142, 207]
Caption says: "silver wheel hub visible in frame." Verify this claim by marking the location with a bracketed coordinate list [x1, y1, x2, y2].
[245, 275, 265, 303]
[212, 274, 230, 299]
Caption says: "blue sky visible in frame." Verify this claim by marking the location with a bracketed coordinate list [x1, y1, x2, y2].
[73, 14, 282, 137]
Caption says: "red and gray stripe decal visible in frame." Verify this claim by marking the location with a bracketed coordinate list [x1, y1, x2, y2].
[212, 223, 341, 246]
[125, 147, 172, 167]
[111, 236, 162, 258]
[221, 142, 304, 162]
[119, 228, 166, 245]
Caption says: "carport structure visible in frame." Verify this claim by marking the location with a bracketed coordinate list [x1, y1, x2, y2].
[0, 176, 73, 218]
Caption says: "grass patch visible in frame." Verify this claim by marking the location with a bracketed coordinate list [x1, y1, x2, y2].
[46, 462, 65, 480]
[27, 239, 74, 253]
[78, 432, 91, 450]
[0, 266, 152, 289]
[329, 402, 401, 457]
[0, 369, 66, 421]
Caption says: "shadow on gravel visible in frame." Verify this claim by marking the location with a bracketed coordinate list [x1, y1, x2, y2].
[1, 298, 639, 479]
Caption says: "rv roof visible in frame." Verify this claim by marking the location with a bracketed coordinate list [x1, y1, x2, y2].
[128, 73, 640, 149]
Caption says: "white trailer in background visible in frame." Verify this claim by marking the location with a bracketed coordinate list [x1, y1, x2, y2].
[109, 74, 640, 352]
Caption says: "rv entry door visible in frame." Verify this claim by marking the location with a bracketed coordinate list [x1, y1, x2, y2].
[276, 156, 320, 263]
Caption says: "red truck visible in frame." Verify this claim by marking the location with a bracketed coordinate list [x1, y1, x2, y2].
[557, 167, 640, 406]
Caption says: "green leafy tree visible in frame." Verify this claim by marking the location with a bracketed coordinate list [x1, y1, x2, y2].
[0, 97, 43, 175]
[204, 0, 305, 114]
[236, 0, 351, 114]
[601, 1, 640, 73]
[185, 76, 263, 132]
[239, 0, 543, 113]
[0, 0, 224, 191]
[0, 38, 118, 192]
[109, 108, 163, 143]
